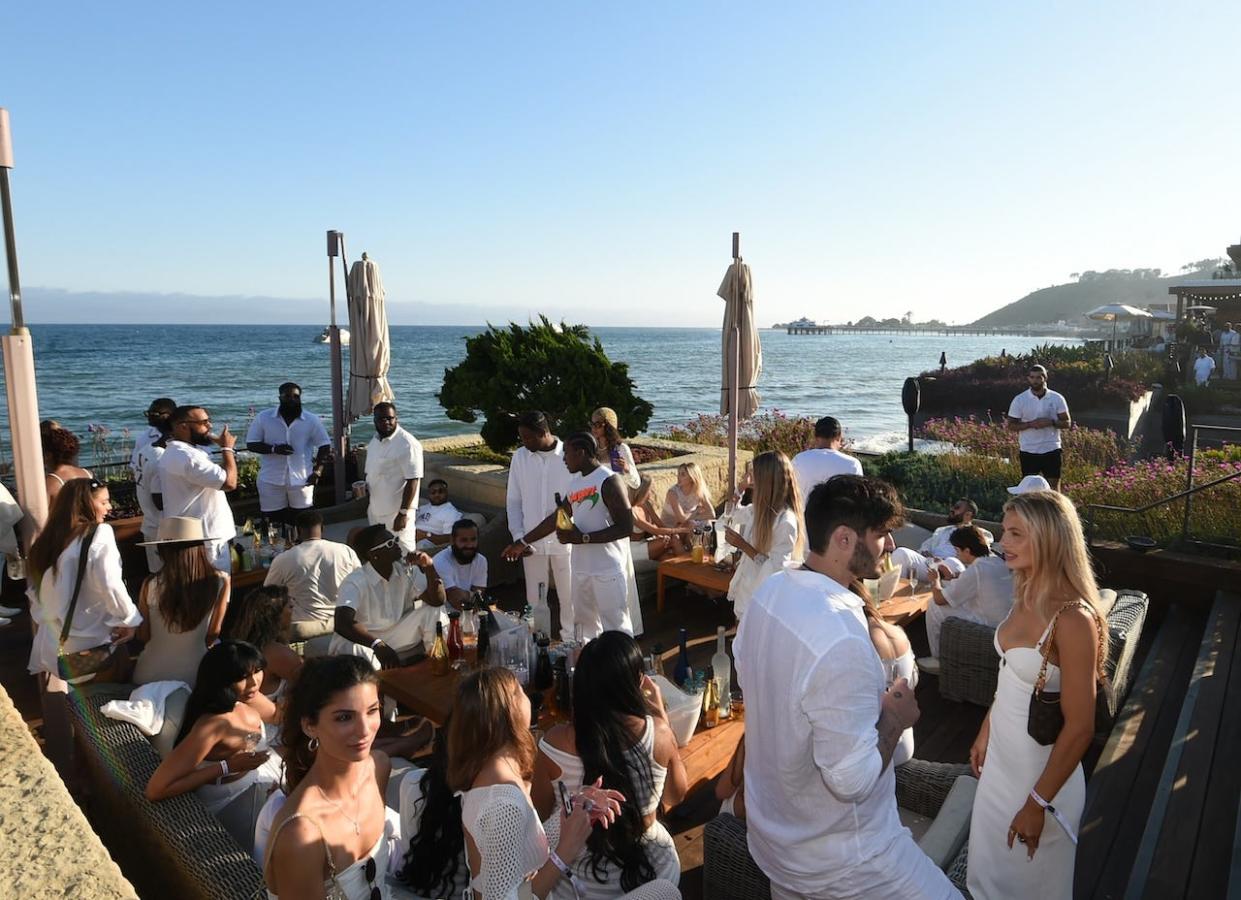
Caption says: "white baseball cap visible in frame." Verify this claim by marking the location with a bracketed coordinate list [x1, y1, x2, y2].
[1007, 475, 1051, 495]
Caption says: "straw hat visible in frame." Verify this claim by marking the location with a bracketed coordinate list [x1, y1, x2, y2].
[137, 516, 208, 545]
[1007, 475, 1051, 495]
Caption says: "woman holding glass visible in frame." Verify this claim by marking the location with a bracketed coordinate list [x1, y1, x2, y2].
[724, 452, 803, 622]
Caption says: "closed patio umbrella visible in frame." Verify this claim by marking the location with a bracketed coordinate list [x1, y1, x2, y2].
[346, 253, 394, 421]
[1085, 303, 1153, 350]
[718, 235, 762, 497]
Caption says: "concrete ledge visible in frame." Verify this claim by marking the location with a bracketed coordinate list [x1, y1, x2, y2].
[0, 685, 137, 899]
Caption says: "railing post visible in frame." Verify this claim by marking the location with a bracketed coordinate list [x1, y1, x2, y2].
[1181, 426, 1197, 545]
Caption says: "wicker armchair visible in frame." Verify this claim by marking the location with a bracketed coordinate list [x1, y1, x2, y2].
[702, 759, 975, 900]
[68, 682, 266, 900]
[939, 589, 1150, 714]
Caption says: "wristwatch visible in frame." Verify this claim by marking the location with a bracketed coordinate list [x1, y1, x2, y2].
[582, 533, 592, 544]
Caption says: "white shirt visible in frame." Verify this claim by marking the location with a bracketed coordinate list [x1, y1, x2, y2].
[415, 500, 463, 537]
[365, 427, 424, 521]
[727, 507, 799, 621]
[158, 440, 237, 542]
[940, 555, 1014, 626]
[733, 568, 902, 894]
[129, 424, 163, 472]
[0, 483, 21, 557]
[566, 466, 627, 577]
[920, 523, 995, 560]
[335, 561, 429, 633]
[1194, 355, 1216, 384]
[245, 408, 331, 486]
[1222, 329, 1240, 350]
[135, 443, 166, 538]
[506, 439, 573, 557]
[28, 525, 143, 676]
[432, 546, 488, 593]
[791, 448, 864, 506]
[1008, 388, 1069, 454]
[264, 538, 361, 625]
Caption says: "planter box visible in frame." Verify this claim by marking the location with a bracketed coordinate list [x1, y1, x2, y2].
[913, 389, 1156, 442]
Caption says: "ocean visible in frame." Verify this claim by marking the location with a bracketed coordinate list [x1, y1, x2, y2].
[1, 324, 1078, 464]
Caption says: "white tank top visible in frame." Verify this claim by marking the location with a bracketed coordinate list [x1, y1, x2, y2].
[567, 466, 627, 577]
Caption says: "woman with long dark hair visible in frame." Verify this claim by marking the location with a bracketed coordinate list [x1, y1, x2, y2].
[145, 640, 277, 813]
[265, 655, 392, 899]
[532, 632, 688, 897]
[397, 714, 469, 899]
[221, 584, 303, 706]
[133, 516, 231, 687]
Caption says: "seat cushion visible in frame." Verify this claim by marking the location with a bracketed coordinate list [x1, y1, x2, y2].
[913, 775, 978, 869]
[151, 687, 190, 759]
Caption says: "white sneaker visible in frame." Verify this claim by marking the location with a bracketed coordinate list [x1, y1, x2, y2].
[0, 605, 22, 618]
[916, 656, 941, 676]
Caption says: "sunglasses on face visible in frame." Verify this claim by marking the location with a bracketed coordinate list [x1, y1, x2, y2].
[369, 535, 401, 555]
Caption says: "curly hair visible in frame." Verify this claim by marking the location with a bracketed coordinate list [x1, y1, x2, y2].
[42, 426, 82, 468]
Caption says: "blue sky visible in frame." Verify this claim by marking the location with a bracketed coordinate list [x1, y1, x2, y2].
[3, 1, 1239, 326]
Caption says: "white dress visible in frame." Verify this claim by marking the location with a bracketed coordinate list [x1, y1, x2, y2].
[264, 813, 390, 900]
[967, 617, 1084, 899]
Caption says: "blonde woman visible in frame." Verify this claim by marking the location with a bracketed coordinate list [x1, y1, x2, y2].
[723, 451, 804, 621]
[967, 491, 1107, 899]
[661, 463, 714, 553]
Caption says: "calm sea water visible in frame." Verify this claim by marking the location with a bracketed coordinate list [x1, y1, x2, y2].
[0, 324, 1078, 463]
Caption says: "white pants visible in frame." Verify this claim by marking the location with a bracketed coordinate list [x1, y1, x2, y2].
[326, 603, 447, 668]
[623, 540, 644, 638]
[523, 553, 574, 642]
[572, 570, 632, 641]
[258, 482, 314, 513]
[767, 830, 961, 899]
[891, 547, 965, 583]
[369, 508, 416, 552]
[141, 528, 164, 574]
[925, 600, 988, 658]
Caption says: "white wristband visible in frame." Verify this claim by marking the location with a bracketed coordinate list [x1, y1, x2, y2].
[370, 638, 384, 650]
[220, 446, 237, 454]
[1029, 789, 1078, 845]
[216, 759, 230, 783]
[548, 850, 581, 898]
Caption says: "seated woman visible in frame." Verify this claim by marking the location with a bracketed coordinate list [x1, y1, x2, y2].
[396, 716, 470, 900]
[857, 586, 918, 767]
[133, 516, 231, 687]
[724, 451, 803, 622]
[41, 424, 92, 505]
[661, 463, 715, 554]
[221, 584, 302, 709]
[532, 631, 688, 897]
[628, 480, 692, 562]
[264, 655, 392, 900]
[145, 640, 280, 814]
[923, 525, 1015, 665]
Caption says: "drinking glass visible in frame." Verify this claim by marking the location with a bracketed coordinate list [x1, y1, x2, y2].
[881, 659, 900, 688]
[243, 731, 262, 754]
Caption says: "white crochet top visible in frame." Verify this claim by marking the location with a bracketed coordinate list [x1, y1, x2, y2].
[459, 783, 547, 900]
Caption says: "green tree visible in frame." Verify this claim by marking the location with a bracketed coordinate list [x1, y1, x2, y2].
[437, 316, 654, 452]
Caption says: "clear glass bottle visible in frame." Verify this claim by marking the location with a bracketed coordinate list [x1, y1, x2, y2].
[533, 582, 553, 637]
[673, 628, 691, 688]
[711, 626, 732, 719]
[446, 611, 464, 665]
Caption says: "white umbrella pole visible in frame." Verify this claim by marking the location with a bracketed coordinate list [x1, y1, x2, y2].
[326, 230, 347, 505]
[727, 231, 741, 500]
[0, 108, 48, 543]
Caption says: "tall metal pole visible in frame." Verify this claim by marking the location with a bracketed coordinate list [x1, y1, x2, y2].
[727, 232, 741, 501]
[0, 108, 48, 543]
[326, 230, 347, 505]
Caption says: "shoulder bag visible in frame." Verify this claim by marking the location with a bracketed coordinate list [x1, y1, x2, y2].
[56, 526, 126, 685]
[1028, 601, 1115, 746]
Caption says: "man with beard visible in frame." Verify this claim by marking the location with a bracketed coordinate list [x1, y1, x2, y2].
[890, 497, 992, 582]
[432, 519, 488, 608]
[159, 405, 238, 572]
[245, 382, 331, 524]
[1007, 364, 1071, 491]
[364, 401, 423, 551]
[733, 475, 956, 900]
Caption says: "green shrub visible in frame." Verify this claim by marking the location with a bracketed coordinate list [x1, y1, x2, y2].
[863, 452, 1018, 520]
[438, 317, 653, 452]
[655, 410, 816, 460]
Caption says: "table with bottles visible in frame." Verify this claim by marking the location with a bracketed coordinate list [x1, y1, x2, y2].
[229, 518, 297, 590]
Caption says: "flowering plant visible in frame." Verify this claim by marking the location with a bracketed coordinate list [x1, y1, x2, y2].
[656, 410, 818, 460]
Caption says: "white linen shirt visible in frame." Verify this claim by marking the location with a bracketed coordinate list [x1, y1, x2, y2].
[28, 525, 143, 676]
[335, 561, 428, 633]
[733, 567, 903, 895]
[432, 546, 488, 593]
[415, 500, 464, 537]
[129, 424, 163, 472]
[135, 442, 166, 538]
[158, 440, 237, 542]
[920, 523, 995, 560]
[506, 439, 573, 557]
[245, 408, 331, 487]
[365, 427, 424, 521]
[1194, 355, 1216, 385]
[263, 538, 361, 625]
[1008, 388, 1069, 454]
[941, 555, 1014, 626]
[791, 448, 864, 506]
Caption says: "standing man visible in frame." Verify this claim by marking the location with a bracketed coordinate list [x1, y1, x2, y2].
[501, 411, 574, 640]
[733, 475, 955, 899]
[1193, 347, 1217, 386]
[245, 382, 331, 524]
[364, 402, 423, 551]
[432, 519, 489, 608]
[135, 411, 175, 573]
[791, 416, 864, 507]
[1220, 322, 1239, 380]
[159, 406, 238, 573]
[264, 509, 361, 640]
[504, 432, 633, 640]
[130, 397, 176, 473]
[1007, 364, 1071, 491]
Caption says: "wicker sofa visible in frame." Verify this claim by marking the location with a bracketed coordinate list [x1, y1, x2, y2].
[939, 589, 1149, 712]
[702, 759, 976, 898]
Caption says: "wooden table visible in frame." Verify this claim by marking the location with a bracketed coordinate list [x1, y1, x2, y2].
[878, 580, 932, 627]
[232, 566, 268, 593]
[656, 555, 734, 612]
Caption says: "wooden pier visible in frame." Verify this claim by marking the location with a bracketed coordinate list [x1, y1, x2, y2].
[782, 324, 1043, 337]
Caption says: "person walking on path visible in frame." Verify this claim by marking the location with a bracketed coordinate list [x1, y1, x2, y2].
[364, 402, 423, 552]
[245, 382, 331, 524]
[159, 406, 238, 573]
[1220, 322, 1239, 380]
[1007, 365, 1071, 491]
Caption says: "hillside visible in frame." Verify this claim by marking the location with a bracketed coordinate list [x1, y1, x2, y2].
[971, 263, 1220, 327]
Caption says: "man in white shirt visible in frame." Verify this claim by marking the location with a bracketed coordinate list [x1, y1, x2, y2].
[1007, 364, 1071, 491]
[1221, 322, 1240, 380]
[890, 498, 992, 582]
[1194, 347, 1217, 386]
[158, 406, 238, 572]
[500, 411, 575, 641]
[245, 382, 331, 523]
[922, 525, 1014, 665]
[734, 475, 955, 899]
[791, 416, 864, 507]
[414, 479, 463, 550]
[432, 519, 488, 608]
[734, 474, 948, 893]
[329, 524, 447, 669]
[130, 397, 176, 474]
[134, 428, 170, 573]
[264, 509, 361, 640]
[364, 402, 424, 551]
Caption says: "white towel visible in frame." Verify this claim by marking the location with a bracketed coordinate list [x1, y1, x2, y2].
[101, 680, 190, 735]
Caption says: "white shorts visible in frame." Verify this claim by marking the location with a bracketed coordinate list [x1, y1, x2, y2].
[258, 482, 315, 513]
[572, 570, 632, 641]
